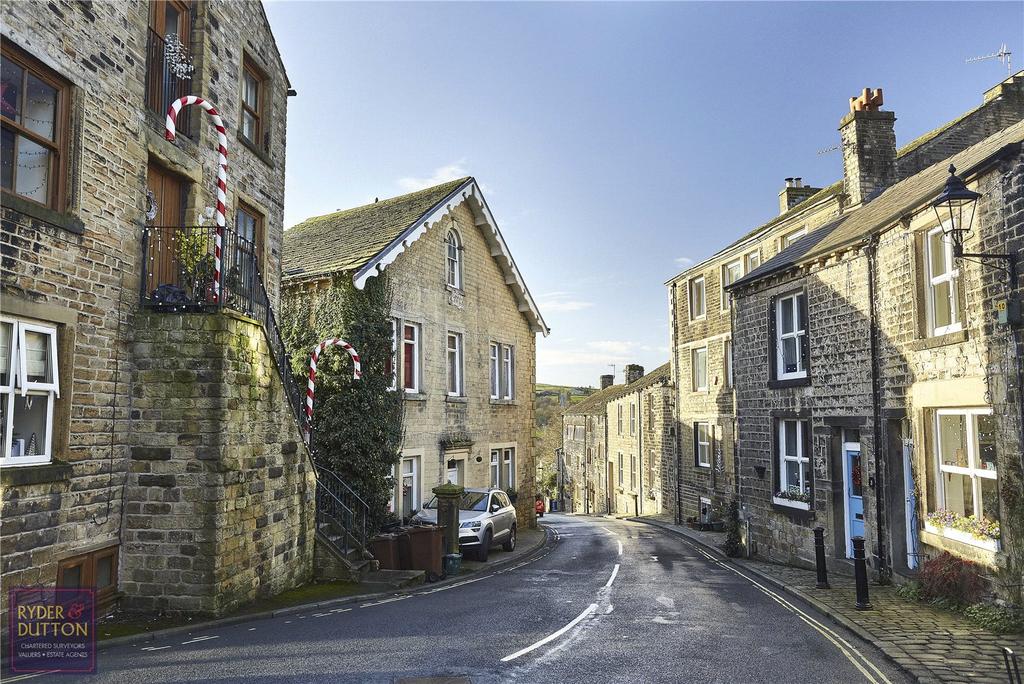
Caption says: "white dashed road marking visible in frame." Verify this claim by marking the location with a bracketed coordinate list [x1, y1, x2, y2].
[605, 563, 620, 588]
[181, 635, 219, 646]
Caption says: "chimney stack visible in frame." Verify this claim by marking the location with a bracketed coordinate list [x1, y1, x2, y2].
[600, 374, 614, 390]
[778, 176, 821, 214]
[839, 87, 897, 207]
[624, 364, 644, 385]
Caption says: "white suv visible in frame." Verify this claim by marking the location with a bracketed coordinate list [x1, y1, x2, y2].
[412, 488, 517, 562]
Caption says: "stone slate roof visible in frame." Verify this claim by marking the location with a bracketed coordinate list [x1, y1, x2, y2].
[730, 120, 1024, 289]
[282, 178, 469, 279]
[565, 362, 672, 416]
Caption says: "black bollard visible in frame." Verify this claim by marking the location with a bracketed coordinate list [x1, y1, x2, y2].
[813, 527, 829, 589]
[852, 536, 872, 610]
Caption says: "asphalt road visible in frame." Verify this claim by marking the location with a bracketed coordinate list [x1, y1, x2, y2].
[21, 514, 911, 683]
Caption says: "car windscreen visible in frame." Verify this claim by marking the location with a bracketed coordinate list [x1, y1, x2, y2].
[421, 492, 489, 511]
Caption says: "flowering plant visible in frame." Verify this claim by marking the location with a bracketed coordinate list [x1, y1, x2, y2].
[926, 510, 1000, 540]
[774, 489, 811, 503]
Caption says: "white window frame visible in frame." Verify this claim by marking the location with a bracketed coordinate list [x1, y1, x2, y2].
[688, 276, 706, 320]
[775, 292, 807, 381]
[489, 449, 500, 488]
[445, 229, 462, 290]
[695, 422, 711, 467]
[630, 453, 637, 490]
[777, 419, 810, 497]
[402, 322, 420, 393]
[501, 345, 515, 400]
[691, 346, 708, 391]
[1, 317, 59, 467]
[932, 408, 997, 526]
[489, 343, 499, 399]
[746, 250, 761, 273]
[925, 226, 962, 337]
[781, 227, 808, 249]
[725, 338, 733, 387]
[503, 447, 516, 489]
[721, 259, 743, 311]
[617, 404, 623, 435]
[446, 331, 463, 397]
[629, 402, 636, 435]
[617, 452, 624, 486]
[399, 455, 420, 513]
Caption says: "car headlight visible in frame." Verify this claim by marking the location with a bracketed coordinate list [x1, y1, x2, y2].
[460, 521, 481, 530]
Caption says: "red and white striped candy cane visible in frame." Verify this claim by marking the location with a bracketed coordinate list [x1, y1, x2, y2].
[304, 338, 362, 444]
[165, 96, 228, 304]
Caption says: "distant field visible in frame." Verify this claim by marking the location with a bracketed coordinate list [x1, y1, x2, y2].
[534, 384, 596, 429]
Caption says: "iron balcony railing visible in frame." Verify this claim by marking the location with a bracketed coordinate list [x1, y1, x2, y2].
[140, 224, 305, 425]
[145, 28, 194, 139]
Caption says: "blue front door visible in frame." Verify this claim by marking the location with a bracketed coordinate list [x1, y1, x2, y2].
[845, 444, 865, 557]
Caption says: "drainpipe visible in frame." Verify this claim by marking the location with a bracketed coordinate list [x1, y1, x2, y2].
[866, 234, 889, 580]
[638, 394, 644, 516]
[670, 282, 684, 525]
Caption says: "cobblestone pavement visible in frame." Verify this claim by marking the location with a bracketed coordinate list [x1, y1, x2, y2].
[635, 515, 1024, 684]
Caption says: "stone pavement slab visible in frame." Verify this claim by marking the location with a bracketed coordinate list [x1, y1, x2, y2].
[635, 515, 1024, 684]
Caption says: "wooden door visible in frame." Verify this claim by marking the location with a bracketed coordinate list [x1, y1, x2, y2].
[145, 163, 186, 297]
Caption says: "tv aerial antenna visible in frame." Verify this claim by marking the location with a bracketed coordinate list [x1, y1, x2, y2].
[608, 364, 617, 381]
[965, 43, 1012, 75]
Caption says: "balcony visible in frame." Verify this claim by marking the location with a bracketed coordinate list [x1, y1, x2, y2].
[140, 224, 305, 423]
[145, 28, 194, 139]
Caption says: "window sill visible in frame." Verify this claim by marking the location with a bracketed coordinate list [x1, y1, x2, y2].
[772, 496, 811, 511]
[923, 522, 1000, 553]
[490, 399, 517, 406]
[910, 329, 968, 351]
[1, 191, 84, 234]
[768, 376, 811, 389]
[403, 392, 428, 402]
[237, 131, 275, 168]
[445, 395, 467, 404]
[696, 463, 712, 469]
[1, 459, 72, 486]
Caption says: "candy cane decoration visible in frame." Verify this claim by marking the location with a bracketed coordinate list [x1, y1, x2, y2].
[304, 338, 362, 444]
[165, 96, 228, 304]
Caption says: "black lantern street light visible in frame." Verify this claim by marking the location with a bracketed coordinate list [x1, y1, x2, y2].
[932, 164, 1017, 288]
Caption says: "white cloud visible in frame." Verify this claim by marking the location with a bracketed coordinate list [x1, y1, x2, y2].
[584, 340, 638, 356]
[397, 161, 470, 193]
[537, 292, 594, 313]
[674, 256, 694, 268]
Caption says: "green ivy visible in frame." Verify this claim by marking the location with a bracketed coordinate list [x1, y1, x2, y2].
[280, 274, 405, 534]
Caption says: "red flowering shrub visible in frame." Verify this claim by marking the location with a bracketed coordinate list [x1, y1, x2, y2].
[919, 552, 985, 606]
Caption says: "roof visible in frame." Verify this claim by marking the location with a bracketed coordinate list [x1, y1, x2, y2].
[283, 178, 468, 278]
[283, 177, 549, 336]
[730, 120, 1024, 288]
[564, 363, 672, 416]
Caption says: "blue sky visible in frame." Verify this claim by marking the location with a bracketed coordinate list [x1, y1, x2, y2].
[264, 1, 1021, 387]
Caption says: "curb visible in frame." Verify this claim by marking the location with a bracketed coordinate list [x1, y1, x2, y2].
[631, 517, 929, 683]
[95, 524, 553, 653]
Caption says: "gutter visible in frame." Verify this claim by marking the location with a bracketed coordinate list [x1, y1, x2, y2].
[865, 233, 889, 580]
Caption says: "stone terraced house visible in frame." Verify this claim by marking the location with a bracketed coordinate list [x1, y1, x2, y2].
[0, 0, 316, 622]
[561, 363, 675, 517]
[666, 71, 1024, 588]
[281, 178, 548, 527]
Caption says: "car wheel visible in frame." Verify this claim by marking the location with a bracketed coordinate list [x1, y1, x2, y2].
[477, 530, 492, 562]
[502, 524, 517, 552]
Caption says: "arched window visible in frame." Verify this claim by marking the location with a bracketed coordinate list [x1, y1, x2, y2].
[445, 229, 462, 289]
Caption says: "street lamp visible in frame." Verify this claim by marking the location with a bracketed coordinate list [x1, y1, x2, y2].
[932, 164, 1017, 287]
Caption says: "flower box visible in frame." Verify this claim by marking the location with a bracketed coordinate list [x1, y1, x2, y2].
[924, 522, 1001, 552]
[772, 496, 810, 511]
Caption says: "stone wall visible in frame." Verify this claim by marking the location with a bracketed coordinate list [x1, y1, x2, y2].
[122, 311, 314, 615]
[1, 0, 294, 621]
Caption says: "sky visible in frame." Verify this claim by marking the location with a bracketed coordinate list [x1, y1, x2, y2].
[263, 1, 1021, 387]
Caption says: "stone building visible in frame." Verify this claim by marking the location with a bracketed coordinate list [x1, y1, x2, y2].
[1, 0, 311, 619]
[561, 364, 674, 516]
[729, 119, 1023, 581]
[281, 178, 548, 527]
[724, 74, 1024, 585]
[666, 72, 1024, 539]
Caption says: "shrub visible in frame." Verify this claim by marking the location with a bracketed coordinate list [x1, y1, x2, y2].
[964, 603, 1024, 634]
[722, 500, 743, 558]
[895, 581, 923, 602]
[918, 552, 985, 607]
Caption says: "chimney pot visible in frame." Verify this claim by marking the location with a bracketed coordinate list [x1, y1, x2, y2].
[840, 87, 897, 206]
